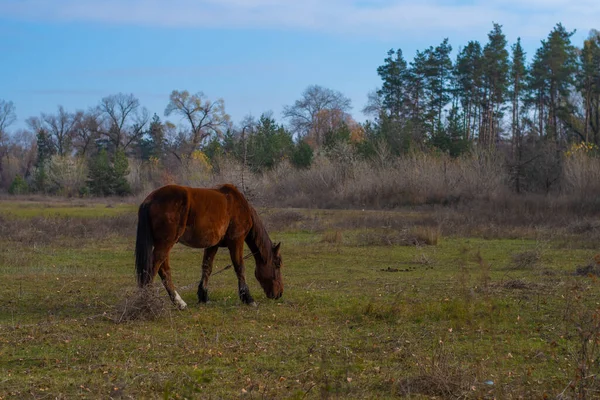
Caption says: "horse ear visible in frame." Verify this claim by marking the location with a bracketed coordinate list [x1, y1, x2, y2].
[273, 242, 281, 255]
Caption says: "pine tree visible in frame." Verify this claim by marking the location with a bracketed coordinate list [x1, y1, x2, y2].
[429, 39, 453, 136]
[578, 31, 600, 144]
[142, 113, 166, 160]
[527, 24, 577, 143]
[544, 24, 578, 144]
[87, 149, 113, 196]
[509, 38, 527, 192]
[87, 149, 131, 196]
[246, 114, 293, 172]
[291, 141, 313, 169]
[377, 49, 409, 120]
[418, 39, 454, 140]
[454, 41, 483, 141]
[406, 50, 428, 128]
[481, 23, 510, 146]
[34, 128, 56, 192]
[112, 149, 131, 195]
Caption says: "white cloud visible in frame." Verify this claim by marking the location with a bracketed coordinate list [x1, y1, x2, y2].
[0, 0, 598, 40]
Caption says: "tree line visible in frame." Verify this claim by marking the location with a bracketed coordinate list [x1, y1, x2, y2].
[0, 22, 599, 197]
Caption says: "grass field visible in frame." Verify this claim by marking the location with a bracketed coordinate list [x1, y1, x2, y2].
[1, 199, 600, 399]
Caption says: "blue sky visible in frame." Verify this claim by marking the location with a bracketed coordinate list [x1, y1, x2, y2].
[1, 0, 599, 132]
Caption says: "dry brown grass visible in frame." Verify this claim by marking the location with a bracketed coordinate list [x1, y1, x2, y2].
[112, 287, 170, 323]
[0, 214, 136, 245]
[501, 279, 539, 290]
[396, 373, 471, 398]
[409, 225, 441, 245]
[510, 249, 543, 270]
[355, 226, 440, 247]
[575, 256, 600, 277]
[357, 229, 409, 246]
[262, 209, 306, 232]
[321, 230, 343, 244]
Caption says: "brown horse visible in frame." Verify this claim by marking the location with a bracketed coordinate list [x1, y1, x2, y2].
[135, 184, 283, 309]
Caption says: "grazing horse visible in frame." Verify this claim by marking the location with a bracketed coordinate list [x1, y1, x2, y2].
[135, 184, 283, 309]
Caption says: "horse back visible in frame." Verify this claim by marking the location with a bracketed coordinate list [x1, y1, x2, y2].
[143, 184, 253, 248]
[185, 184, 253, 246]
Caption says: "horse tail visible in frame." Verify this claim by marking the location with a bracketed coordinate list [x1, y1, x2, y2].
[135, 202, 154, 287]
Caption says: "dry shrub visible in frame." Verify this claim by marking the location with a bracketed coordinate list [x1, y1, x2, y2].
[409, 226, 440, 245]
[396, 373, 469, 398]
[251, 150, 504, 210]
[510, 249, 543, 270]
[575, 256, 600, 276]
[262, 209, 306, 232]
[502, 279, 538, 290]
[321, 230, 342, 244]
[413, 252, 435, 266]
[113, 287, 169, 323]
[563, 152, 600, 199]
[259, 157, 348, 208]
[356, 226, 440, 247]
[567, 219, 600, 235]
[357, 229, 408, 246]
[396, 341, 474, 398]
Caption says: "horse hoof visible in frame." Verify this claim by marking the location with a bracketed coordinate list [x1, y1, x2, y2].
[250, 301, 258, 308]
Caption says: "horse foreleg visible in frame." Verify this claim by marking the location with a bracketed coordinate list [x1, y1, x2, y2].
[229, 241, 256, 306]
[198, 246, 218, 303]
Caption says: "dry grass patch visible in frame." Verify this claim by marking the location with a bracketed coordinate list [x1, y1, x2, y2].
[262, 209, 306, 232]
[575, 256, 600, 277]
[501, 279, 539, 290]
[356, 226, 441, 247]
[321, 230, 343, 244]
[409, 225, 441, 245]
[0, 213, 137, 244]
[113, 287, 170, 323]
[396, 373, 471, 398]
[510, 249, 543, 270]
[357, 229, 408, 246]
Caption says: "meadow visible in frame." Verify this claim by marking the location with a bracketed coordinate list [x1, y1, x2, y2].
[1, 198, 599, 399]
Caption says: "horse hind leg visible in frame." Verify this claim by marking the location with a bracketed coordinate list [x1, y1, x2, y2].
[154, 247, 187, 310]
[198, 246, 218, 303]
[158, 264, 186, 310]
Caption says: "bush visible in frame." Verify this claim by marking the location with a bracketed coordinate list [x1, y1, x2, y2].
[47, 155, 88, 196]
[88, 149, 131, 196]
[8, 174, 28, 195]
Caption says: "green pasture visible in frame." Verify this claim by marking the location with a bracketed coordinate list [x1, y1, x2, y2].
[0, 200, 599, 399]
[0, 199, 135, 218]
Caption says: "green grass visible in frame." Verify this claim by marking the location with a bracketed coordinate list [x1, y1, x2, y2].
[1, 201, 600, 398]
[0, 199, 135, 218]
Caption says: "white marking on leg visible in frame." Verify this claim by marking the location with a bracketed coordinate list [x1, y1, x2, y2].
[174, 291, 187, 310]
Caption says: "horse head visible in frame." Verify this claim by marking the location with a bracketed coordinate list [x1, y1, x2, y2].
[255, 242, 284, 299]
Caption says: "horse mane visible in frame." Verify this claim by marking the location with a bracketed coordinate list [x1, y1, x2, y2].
[248, 206, 273, 265]
[217, 184, 273, 265]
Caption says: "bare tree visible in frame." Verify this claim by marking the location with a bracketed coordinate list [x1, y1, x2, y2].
[0, 100, 17, 179]
[98, 93, 149, 151]
[0, 129, 35, 190]
[283, 85, 352, 146]
[362, 90, 384, 119]
[72, 110, 100, 157]
[37, 106, 78, 156]
[0, 100, 16, 138]
[164, 90, 230, 158]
